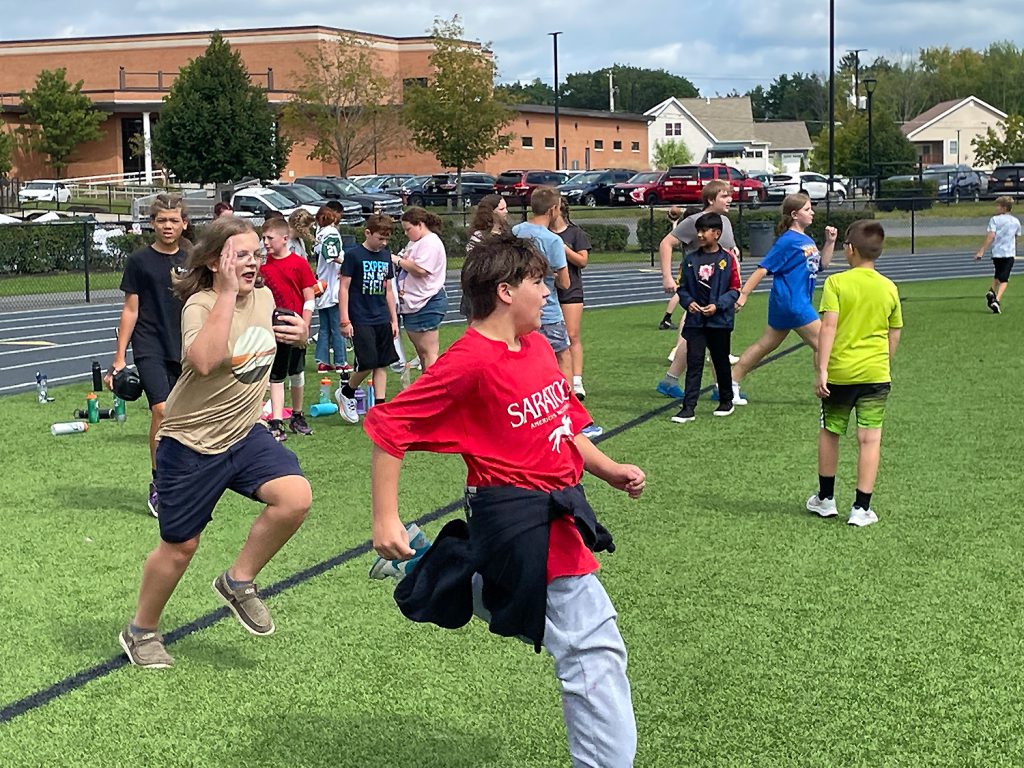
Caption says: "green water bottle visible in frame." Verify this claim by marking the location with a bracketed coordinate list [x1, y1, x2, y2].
[85, 392, 100, 424]
[113, 395, 127, 424]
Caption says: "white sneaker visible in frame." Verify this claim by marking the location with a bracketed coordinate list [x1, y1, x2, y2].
[408, 357, 422, 370]
[335, 387, 359, 423]
[806, 494, 838, 518]
[573, 383, 586, 401]
[667, 346, 676, 363]
[729, 354, 740, 365]
[847, 506, 879, 527]
[732, 381, 748, 406]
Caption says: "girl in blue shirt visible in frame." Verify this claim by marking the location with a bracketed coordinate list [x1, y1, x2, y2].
[730, 194, 837, 403]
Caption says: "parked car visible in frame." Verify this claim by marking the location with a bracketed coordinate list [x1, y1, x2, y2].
[229, 187, 321, 218]
[494, 169, 565, 206]
[610, 171, 666, 205]
[764, 172, 847, 202]
[18, 179, 72, 204]
[132, 185, 320, 223]
[557, 168, 637, 207]
[748, 171, 775, 185]
[396, 175, 432, 204]
[621, 164, 765, 206]
[406, 172, 497, 207]
[355, 174, 415, 194]
[269, 183, 364, 225]
[885, 165, 982, 201]
[987, 165, 1024, 198]
[295, 176, 403, 217]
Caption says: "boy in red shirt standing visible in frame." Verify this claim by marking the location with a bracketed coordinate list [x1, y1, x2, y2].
[260, 218, 317, 439]
[364, 234, 645, 768]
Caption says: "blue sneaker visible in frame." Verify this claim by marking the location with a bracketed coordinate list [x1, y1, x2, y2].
[369, 524, 431, 581]
[656, 381, 684, 399]
[580, 424, 604, 439]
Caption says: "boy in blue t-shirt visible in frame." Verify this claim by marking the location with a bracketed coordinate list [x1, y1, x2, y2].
[511, 186, 571, 378]
[336, 215, 399, 423]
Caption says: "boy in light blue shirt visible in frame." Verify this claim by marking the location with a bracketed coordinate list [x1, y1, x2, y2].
[512, 186, 571, 376]
[974, 195, 1021, 314]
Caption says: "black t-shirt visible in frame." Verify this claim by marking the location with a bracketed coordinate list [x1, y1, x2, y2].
[119, 245, 185, 361]
[554, 224, 592, 303]
[341, 243, 395, 325]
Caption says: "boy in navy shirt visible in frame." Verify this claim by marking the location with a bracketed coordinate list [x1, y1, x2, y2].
[671, 212, 741, 423]
[336, 215, 399, 422]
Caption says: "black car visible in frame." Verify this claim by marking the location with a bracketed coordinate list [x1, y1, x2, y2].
[295, 176, 403, 217]
[987, 165, 1024, 198]
[268, 183, 364, 225]
[557, 168, 637, 207]
[406, 173, 496, 207]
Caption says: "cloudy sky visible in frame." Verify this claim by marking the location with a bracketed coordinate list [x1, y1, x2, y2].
[1, 0, 1021, 96]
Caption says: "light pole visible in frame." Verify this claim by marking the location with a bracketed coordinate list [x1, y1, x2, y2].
[549, 32, 562, 171]
[847, 48, 867, 109]
[864, 77, 877, 196]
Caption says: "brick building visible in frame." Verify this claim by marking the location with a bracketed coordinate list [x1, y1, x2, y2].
[0, 26, 649, 182]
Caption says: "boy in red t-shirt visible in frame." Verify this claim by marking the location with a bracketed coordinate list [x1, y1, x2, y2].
[364, 234, 645, 768]
[260, 217, 317, 438]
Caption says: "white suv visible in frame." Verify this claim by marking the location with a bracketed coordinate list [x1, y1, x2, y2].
[19, 179, 72, 204]
[765, 172, 847, 203]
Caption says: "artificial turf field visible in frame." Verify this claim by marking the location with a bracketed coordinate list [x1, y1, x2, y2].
[1, 277, 1023, 767]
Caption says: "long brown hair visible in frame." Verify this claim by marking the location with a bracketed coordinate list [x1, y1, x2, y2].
[472, 194, 509, 234]
[401, 206, 443, 235]
[777, 193, 810, 236]
[172, 216, 257, 301]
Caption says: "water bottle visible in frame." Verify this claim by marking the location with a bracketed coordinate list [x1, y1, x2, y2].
[85, 392, 100, 424]
[36, 372, 48, 404]
[113, 395, 127, 424]
[365, 383, 376, 409]
[319, 377, 333, 405]
[51, 421, 88, 436]
[91, 361, 103, 392]
[354, 388, 367, 415]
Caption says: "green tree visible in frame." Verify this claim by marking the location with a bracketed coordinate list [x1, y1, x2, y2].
[0, 128, 13, 177]
[809, 108, 917, 178]
[747, 73, 829, 134]
[973, 115, 1024, 165]
[560, 65, 697, 113]
[281, 34, 405, 176]
[153, 32, 291, 185]
[495, 78, 555, 106]
[651, 139, 692, 168]
[403, 16, 514, 206]
[18, 68, 105, 177]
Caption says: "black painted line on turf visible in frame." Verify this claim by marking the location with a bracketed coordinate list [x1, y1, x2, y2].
[0, 343, 808, 727]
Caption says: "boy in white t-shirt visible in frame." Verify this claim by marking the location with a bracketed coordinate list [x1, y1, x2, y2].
[974, 196, 1021, 314]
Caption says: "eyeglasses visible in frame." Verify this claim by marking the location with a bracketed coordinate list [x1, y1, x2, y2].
[236, 248, 267, 264]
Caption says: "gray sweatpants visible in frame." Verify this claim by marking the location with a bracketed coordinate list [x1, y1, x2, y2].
[472, 573, 637, 767]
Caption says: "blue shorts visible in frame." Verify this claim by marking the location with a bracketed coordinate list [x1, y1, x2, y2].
[154, 424, 304, 543]
[401, 288, 448, 332]
[767, 301, 818, 331]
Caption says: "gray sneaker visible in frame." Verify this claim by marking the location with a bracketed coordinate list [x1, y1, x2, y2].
[212, 572, 275, 636]
[118, 626, 174, 669]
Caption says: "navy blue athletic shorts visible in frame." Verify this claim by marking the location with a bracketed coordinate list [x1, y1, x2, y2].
[154, 424, 304, 543]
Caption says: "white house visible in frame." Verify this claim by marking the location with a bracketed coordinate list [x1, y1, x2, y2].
[901, 96, 1007, 169]
[644, 96, 811, 173]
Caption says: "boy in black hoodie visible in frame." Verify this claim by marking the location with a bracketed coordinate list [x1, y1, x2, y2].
[671, 212, 741, 423]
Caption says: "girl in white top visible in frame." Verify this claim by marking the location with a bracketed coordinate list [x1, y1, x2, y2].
[395, 207, 448, 370]
[312, 205, 349, 371]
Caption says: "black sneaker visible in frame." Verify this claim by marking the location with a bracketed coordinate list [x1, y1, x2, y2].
[267, 419, 288, 442]
[992, 300, 1002, 314]
[670, 406, 696, 423]
[658, 319, 675, 330]
[986, 289, 996, 306]
[289, 411, 312, 435]
[714, 402, 735, 417]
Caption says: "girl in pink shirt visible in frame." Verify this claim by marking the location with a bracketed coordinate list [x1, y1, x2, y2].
[395, 207, 449, 370]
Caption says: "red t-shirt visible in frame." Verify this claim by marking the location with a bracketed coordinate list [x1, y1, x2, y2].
[364, 328, 599, 582]
[259, 252, 317, 314]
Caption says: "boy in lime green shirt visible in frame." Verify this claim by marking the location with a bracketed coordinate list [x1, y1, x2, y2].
[806, 220, 903, 527]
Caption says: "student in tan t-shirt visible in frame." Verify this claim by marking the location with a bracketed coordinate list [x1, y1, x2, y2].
[118, 217, 312, 670]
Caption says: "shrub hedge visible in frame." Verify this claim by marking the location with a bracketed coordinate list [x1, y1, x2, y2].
[875, 179, 939, 212]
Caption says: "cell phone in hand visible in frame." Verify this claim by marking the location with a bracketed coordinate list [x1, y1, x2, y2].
[272, 307, 298, 326]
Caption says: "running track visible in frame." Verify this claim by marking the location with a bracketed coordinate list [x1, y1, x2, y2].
[0, 251, 990, 394]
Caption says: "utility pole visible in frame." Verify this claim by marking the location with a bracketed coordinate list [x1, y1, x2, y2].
[550, 32, 562, 171]
[847, 48, 867, 109]
[608, 70, 615, 112]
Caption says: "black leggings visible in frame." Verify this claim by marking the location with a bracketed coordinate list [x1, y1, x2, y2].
[682, 326, 733, 408]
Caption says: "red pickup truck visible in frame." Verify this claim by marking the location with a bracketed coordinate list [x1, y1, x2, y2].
[612, 163, 765, 206]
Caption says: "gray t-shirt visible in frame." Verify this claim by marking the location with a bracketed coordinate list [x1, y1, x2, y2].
[987, 213, 1021, 259]
[671, 212, 737, 253]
